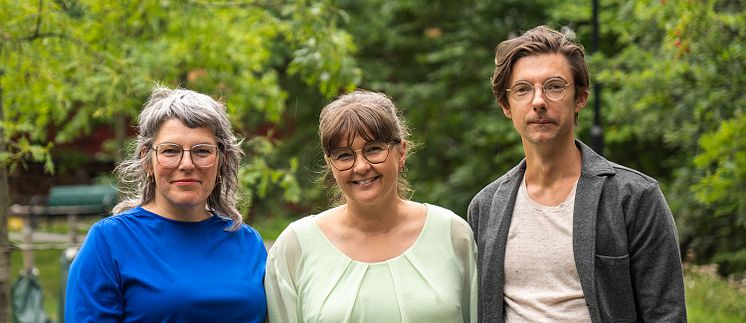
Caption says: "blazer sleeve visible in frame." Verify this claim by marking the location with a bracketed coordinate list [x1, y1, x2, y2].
[265, 226, 302, 323]
[65, 221, 123, 322]
[628, 182, 687, 322]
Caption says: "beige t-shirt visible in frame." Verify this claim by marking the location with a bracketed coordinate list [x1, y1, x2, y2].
[503, 177, 592, 322]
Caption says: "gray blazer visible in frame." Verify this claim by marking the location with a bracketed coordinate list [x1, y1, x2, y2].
[468, 140, 686, 323]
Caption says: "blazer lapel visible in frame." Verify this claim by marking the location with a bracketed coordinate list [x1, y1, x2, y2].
[573, 172, 603, 317]
[572, 140, 614, 321]
[483, 163, 524, 321]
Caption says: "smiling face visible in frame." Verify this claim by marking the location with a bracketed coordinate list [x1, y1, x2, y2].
[147, 119, 220, 218]
[502, 53, 588, 146]
[330, 133, 406, 208]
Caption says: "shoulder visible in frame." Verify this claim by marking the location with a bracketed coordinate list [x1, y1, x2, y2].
[268, 214, 319, 256]
[578, 143, 671, 222]
[424, 203, 459, 218]
[608, 162, 660, 189]
[233, 222, 267, 246]
[424, 203, 473, 237]
[92, 206, 148, 233]
[423, 204, 476, 269]
[470, 162, 524, 206]
[578, 139, 659, 190]
[584, 154, 661, 195]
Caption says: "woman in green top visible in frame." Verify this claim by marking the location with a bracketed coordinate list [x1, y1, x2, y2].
[265, 89, 477, 322]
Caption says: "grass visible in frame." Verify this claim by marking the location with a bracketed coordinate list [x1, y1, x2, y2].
[247, 214, 296, 242]
[8, 216, 746, 321]
[684, 264, 746, 322]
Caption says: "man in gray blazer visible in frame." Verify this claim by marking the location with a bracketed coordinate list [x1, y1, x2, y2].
[468, 25, 686, 322]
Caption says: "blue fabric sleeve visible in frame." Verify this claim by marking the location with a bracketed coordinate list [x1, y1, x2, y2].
[65, 220, 123, 322]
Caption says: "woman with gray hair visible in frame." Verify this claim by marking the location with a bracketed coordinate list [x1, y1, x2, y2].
[65, 87, 267, 322]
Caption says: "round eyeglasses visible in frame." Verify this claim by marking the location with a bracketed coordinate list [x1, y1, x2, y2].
[151, 143, 218, 168]
[506, 78, 573, 102]
[326, 141, 393, 171]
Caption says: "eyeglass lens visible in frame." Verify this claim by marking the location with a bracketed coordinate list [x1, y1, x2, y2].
[155, 143, 218, 168]
[508, 78, 571, 102]
[328, 141, 391, 171]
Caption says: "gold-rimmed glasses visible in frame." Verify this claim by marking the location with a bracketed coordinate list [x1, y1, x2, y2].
[151, 143, 218, 168]
[326, 141, 393, 171]
[506, 78, 573, 102]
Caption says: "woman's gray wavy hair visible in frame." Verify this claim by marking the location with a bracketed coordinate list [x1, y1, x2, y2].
[112, 86, 244, 231]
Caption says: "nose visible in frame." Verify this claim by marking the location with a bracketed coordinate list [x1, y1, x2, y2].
[351, 150, 371, 174]
[531, 87, 547, 110]
[178, 150, 195, 171]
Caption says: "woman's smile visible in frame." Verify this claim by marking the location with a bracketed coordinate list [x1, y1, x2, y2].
[351, 175, 381, 186]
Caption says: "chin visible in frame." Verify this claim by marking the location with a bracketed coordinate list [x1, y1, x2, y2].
[525, 132, 558, 144]
[169, 195, 209, 208]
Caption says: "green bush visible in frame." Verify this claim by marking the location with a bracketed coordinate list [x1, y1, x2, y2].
[685, 264, 746, 322]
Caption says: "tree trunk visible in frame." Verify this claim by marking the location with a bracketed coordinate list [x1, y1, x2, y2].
[0, 60, 12, 323]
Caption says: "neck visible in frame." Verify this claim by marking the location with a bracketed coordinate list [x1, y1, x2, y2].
[341, 198, 408, 233]
[522, 138, 582, 188]
[143, 200, 211, 222]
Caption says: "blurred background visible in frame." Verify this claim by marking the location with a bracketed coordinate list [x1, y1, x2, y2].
[2, 0, 745, 321]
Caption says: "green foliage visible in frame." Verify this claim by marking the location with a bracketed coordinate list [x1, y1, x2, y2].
[248, 213, 296, 242]
[693, 113, 746, 218]
[1, 0, 359, 213]
[238, 136, 301, 219]
[325, 0, 554, 216]
[685, 265, 746, 322]
[570, 0, 746, 274]
[693, 114, 746, 275]
[4, 0, 746, 282]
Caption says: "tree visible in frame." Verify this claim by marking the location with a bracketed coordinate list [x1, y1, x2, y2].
[306, 0, 555, 215]
[553, 0, 746, 274]
[692, 113, 746, 274]
[1, 0, 359, 317]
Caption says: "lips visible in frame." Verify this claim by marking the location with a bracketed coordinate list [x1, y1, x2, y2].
[352, 176, 380, 185]
[529, 119, 554, 125]
[172, 178, 200, 185]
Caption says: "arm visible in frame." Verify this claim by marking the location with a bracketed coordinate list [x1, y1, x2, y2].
[265, 226, 302, 323]
[629, 183, 687, 322]
[65, 221, 123, 322]
[467, 197, 481, 242]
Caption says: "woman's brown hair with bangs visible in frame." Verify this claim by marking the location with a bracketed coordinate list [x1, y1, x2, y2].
[318, 89, 414, 205]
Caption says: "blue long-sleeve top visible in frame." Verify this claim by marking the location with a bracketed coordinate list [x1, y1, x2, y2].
[65, 206, 267, 322]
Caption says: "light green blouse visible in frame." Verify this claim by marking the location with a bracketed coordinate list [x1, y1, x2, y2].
[265, 204, 477, 323]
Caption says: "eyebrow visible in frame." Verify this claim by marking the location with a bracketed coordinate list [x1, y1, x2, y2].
[511, 76, 569, 84]
[156, 141, 217, 146]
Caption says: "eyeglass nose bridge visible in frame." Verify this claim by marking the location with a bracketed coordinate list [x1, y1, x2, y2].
[176, 148, 196, 167]
[327, 143, 392, 171]
[152, 144, 217, 168]
[506, 80, 573, 102]
[350, 147, 374, 170]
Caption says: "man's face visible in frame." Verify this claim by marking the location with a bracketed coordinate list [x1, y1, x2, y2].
[501, 53, 588, 145]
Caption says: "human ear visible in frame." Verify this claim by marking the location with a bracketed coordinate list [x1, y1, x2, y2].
[574, 87, 589, 113]
[140, 146, 154, 174]
[500, 102, 512, 119]
[398, 141, 407, 168]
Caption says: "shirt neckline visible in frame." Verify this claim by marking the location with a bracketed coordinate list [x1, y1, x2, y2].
[136, 206, 221, 225]
[309, 203, 432, 265]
